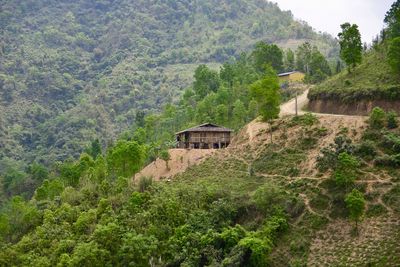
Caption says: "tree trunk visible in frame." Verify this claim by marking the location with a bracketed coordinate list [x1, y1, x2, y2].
[355, 220, 359, 235]
[270, 120, 273, 143]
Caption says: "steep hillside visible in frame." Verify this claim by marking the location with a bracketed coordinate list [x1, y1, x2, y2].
[135, 148, 216, 181]
[2, 111, 400, 266]
[308, 45, 400, 115]
[0, 0, 338, 167]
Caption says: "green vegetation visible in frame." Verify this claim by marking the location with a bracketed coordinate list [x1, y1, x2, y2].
[338, 23, 363, 72]
[253, 146, 305, 176]
[0, 107, 399, 266]
[159, 150, 171, 170]
[1, 27, 334, 206]
[369, 107, 387, 129]
[345, 189, 366, 232]
[334, 152, 359, 189]
[309, 45, 400, 102]
[388, 37, 400, 73]
[296, 42, 332, 83]
[385, 0, 400, 38]
[251, 42, 284, 73]
[309, 2, 400, 103]
[250, 66, 281, 142]
[387, 110, 399, 129]
[0, 152, 296, 266]
[1, 1, 400, 266]
[0, 0, 338, 173]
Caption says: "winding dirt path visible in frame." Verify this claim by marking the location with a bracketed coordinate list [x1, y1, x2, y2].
[280, 89, 367, 119]
[280, 89, 310, 116]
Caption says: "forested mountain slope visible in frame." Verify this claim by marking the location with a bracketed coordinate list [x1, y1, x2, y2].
[0, 0, 338, 167]
[1, 111, 400, 266]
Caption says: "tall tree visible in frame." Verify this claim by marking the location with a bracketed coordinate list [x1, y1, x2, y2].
[296, 42, 313, 74]
[250, 66, 280, 142]
[252, 42, 284, 73]
[304, 47, 332, 83]
[388, 37, 400, 74]
[334, 152, 359, 190]
[247, 99, 259, 121]
[284, 49, 295, 71]
[335, 60, 343, 74]
[215, 104, 228, 125]
[338, 23, 363, 72]
[345, 189, 365, 233]
[135, 110, 146, 128]
[86, 139, 102, 160]
[369, 107, 386, 129]
[297, 43, 331, 83]
[220, 63, 235, 88]
[193, 65, 220, 99]
[232, 100, 246, 129]
[384, 0, 400, 38]
[107, 140, 145, 178]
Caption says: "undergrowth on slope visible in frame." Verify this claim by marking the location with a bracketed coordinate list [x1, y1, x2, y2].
[309, 45, 400, 102]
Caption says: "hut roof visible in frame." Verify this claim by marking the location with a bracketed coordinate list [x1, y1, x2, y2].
[278, 71, 301, 77]
[176, 123, 233, 135]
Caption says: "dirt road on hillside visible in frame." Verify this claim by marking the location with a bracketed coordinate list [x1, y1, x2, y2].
[280, 89, 367, 118]
[280, 89, 309, 116]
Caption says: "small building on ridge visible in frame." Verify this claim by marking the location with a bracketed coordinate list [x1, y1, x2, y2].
[175, 123, 233, 149]
[278, 71, 305, 83]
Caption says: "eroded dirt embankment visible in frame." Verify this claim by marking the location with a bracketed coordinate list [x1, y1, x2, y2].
[134, 149, 216, 181]
[308, 99, 400, 116]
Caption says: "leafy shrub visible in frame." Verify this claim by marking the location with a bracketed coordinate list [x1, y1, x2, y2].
[303, 212, 329, 230]
[35, 179, 64, 201]
[69, 241, 111, 267]
[299, 136, 318, 150]
[92, 222, 121, 253]
[310, 193, 330, 211]
[382, 185, 400, 213]
[317, 135, 355, 171]
[252, 183, 285, 215]
[73, 209, 97, 234]
[60, 186, 83, 206]
[253, 147, 306, 176]
[220, 225, 247, 252]
[315, 127, 328, 137]
[374, 154, 400, 167]
[237, 234, 272, 267]
[355, 140, 377, 160]
[387, 110, 398, 129]
[380, 133, 400, 154]
[362, 129, 384, 142]
[138, 176, 153, 193]
[369, 107, 386, 129]
[334, 152, 359, 188]
[290, 113, 318, 127]
[366, 204, 387, 217]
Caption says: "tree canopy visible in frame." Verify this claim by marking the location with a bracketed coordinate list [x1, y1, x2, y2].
[338, 23, 363, 71]
[345, 189, 366, 231]
[384, 0, 400, 38]
[250, 66, 281, 122]
[252, 42, 284, 73]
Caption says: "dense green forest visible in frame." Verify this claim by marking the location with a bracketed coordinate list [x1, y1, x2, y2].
[0, 0, 400, 265]
[1, 106, 399, 266]
[0, 0, 338, 168]
[0, 36, 333, 207]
